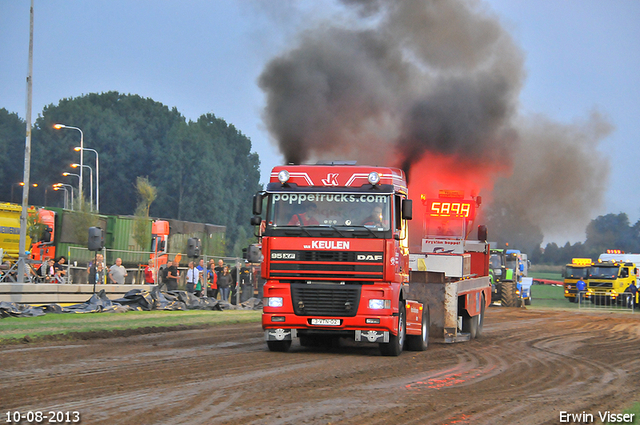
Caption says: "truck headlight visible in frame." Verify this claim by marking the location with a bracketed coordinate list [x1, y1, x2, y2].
[495, 269, 502, 276]
[267, 297, 284, 308]
[369, 299, 390, 309]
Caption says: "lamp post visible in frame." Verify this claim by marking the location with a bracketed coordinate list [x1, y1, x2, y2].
[75, 147, 99, 212]
[62, 172, 80, 210]
[54, 124, 84, 201]
[11, 182, 37, 203]
[71, 163, 93, 211]
[53, 185, 69, 209]
[54, 183, 74, 210]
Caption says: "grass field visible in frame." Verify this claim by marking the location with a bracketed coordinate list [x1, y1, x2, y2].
[0, 309, 262, 343]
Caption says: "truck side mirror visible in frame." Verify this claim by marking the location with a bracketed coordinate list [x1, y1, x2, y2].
[246, 244, 262, 263]
[402, 199, 412, 220]
[253, 193, 263, 215]
[250, 216, 262, 226]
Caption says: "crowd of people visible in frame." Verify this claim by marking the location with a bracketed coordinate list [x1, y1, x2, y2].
[15, 252, 262, 302]
[147, 257, 260, 303]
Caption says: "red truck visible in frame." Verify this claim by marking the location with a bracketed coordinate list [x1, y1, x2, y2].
[251, 162, 490, 355]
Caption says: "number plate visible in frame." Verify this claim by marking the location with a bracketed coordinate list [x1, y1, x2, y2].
[311, 318, 341, 326]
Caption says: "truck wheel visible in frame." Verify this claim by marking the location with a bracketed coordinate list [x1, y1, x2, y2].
[500, 280, 518, 307]
[380, 303, 406, 356]
[524, 295, 532, 306]
[406, 305, 429, 351]
[267, 340, 292, 352]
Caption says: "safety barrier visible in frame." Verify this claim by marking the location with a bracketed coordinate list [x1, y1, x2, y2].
[576, 291, 637, 313]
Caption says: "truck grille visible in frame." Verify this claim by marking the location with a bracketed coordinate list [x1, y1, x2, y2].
[290, 283, 361, 317]
[589, 281, 613, 288]
[269, 250, 383, 281]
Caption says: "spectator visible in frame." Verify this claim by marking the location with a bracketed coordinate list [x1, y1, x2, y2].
[195, 259, 205, 297]
[165, 258, 180, 291]
[108, 258, 127, 284]
[624, 281, 638, 308]
[240, 262, 254, 302]
[576, 278, 587, 303]
[54, 256, 67, 284]
[92, 262, 105, 286]
[186, 261, 197, 294]
[214, 259, 225, 279]
[87, 253, 104, 284]
[37, 257, 51, 282]
[207, 262, 218, 299]
[46, 258, 57, 283]
[230, 261, 242, 304]
[144, 259, 155, 284]
[218, 265, 232, 302]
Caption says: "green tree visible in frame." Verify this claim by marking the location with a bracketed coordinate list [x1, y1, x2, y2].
[0, 109, 27, 203]
[132, 177, 157, 250]
[5, 93, 262, 256]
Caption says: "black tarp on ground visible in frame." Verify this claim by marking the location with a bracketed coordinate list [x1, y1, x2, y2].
[0, 288, 263, 318]
[0, 301, 45, 318]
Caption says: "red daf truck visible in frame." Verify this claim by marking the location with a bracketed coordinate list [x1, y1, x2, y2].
[251, 162, 491, 356]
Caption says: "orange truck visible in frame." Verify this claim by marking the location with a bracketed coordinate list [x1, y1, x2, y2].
[250, 163, 490, 355]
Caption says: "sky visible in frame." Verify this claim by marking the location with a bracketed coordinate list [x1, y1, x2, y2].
[1, 0, 639, 244]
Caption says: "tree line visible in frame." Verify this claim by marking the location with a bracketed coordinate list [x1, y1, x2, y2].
[0, 92, 262, 256]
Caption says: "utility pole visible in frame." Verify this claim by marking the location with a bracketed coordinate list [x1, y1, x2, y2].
[17, 0, 34, 283]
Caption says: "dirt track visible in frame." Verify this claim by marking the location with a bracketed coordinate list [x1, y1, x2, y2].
[2, 307, 640, 425]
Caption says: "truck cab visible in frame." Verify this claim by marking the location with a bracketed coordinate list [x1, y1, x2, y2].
[587, 260, 638, 305]
[563, 258, 591, 302]
[254, 163, 424, 356]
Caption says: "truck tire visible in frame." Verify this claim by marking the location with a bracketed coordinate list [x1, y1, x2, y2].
[267, 340, 292, 352]
[500, 280, 518, 307]
[406, 305, 429, 351]
[380, 303, 406, 356]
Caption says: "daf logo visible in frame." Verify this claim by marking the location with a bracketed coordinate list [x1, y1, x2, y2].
[357, 254, 383, 261]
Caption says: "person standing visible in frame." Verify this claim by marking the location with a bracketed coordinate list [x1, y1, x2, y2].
[165, 258, 180, 291]
[186, 261, 197, 294]
[624, 281, 638, 308]
[207, 262, 218, 299]
[218, 265, 232, 302]
[576, 278, 587, 303]
[195, 258, 205, 297]
[87, 253, 104, 284]
[144, 259, 155, 285]
[240, 262, 253, 302]
[108, 258, 128, 284]
[92, 262, 105, 286]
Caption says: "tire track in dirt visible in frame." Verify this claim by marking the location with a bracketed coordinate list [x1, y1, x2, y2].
[2, 308, 640, 425]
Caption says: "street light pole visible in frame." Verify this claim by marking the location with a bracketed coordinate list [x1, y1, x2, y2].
[53, 186, 69, 209]
[75, 147, 99, 212]
[54, 124, 84, 201]
[71, 163, 92, 211]
[62, 172, 80, 210]
[53, 183, 74, 210]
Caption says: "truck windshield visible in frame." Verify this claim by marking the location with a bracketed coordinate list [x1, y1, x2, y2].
[565, 266, 589, 279]
[589, 266, 618, 279]
[266, 192, 391, 231]
[489, 254, 503, 269]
